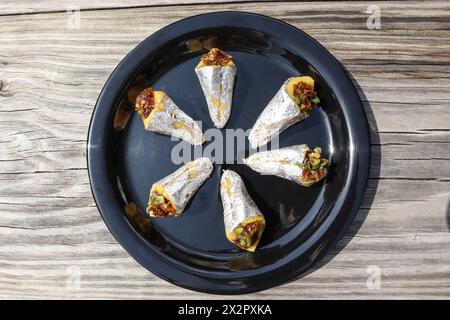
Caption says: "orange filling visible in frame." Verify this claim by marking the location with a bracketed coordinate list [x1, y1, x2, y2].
[200, 48, 233, 67]
[135, 87, 155, 118]
[233, 221, 261, 249]
[147, 191, 177, 217]
[292, 82, 320, 115]
[295, 147, 329, 183]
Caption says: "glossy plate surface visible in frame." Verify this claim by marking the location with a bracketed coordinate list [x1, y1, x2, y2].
[87, 12, 370, 294]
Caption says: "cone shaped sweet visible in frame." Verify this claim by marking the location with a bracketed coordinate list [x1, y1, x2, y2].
[248, 76, 319, 148]
[244, 145, 329, 187]
[220, 170, 265, 251]
[195, 48, 236, 128]
[147, 157, 213, 217]
[135, 88, 205, 145]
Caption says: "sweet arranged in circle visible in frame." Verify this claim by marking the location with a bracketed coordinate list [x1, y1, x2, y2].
[134, 48, 330, 252]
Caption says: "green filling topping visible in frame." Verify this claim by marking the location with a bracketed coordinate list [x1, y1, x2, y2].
[311, 97, 321, 105]
[294, 146, 329, 182]
[233, 222, 261, 249]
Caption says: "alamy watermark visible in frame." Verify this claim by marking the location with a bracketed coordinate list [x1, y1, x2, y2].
[366, 265, 381, 290]
[366, 5, 381, 30]
[65, 265, 81, 289]
[66, 5, 81, 30]
[170, 124, 279, 165]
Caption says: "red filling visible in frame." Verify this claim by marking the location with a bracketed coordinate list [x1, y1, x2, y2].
[292, 82, 319, 115]
[233, 221, 261, 249]
[299, 149, 329, 183]
[147, 191, 177, 217]
[201, 48, 232, 67]
[135, 87, 155, 118]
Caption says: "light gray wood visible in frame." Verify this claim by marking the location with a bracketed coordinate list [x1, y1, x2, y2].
[0, 0, 277, 15]
[0, 1, 449, 299]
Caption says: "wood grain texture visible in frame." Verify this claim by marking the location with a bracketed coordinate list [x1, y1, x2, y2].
[0, 0, 277, 15]
[0, 1, 449, 299]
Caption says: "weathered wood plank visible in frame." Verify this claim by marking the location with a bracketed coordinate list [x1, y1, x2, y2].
[0, 1, 449, 299]
[0, 0, 276, 15]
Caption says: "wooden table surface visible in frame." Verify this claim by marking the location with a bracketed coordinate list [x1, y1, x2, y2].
[1, 1, 449, 299]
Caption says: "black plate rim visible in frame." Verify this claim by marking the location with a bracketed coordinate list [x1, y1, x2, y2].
[87, 11, 370, 295]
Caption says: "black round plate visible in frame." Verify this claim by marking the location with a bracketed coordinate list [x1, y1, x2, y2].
[87, 12, 370, 294]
